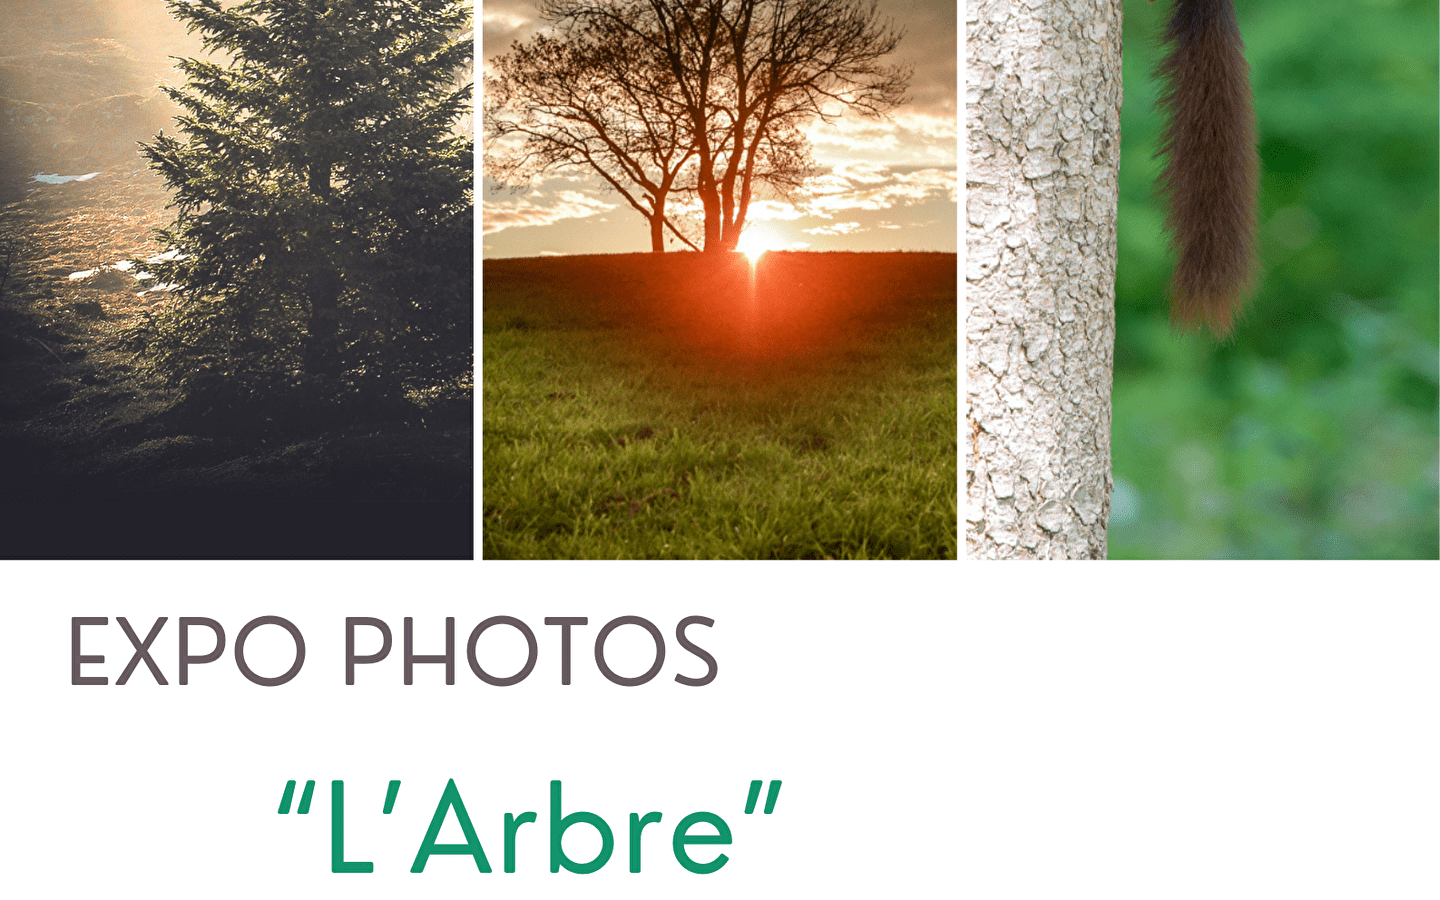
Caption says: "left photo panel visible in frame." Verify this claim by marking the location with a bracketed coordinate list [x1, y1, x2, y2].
[0, 0, 475, 558]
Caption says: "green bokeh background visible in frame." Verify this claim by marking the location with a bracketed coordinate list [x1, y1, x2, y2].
[1111, 0, 1439, 558]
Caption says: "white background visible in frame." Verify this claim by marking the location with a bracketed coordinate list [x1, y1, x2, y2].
[3, 563, 1436, 897]
[956, 566, 1439, 899]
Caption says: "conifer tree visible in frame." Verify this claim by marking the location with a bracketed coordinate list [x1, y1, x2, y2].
[134, 0, 473, 401]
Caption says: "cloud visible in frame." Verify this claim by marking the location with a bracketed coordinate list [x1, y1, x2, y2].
[804, 115, 902, 154]
[480, 2, 540, 27]
[800, 223, 864, 237]
[891, 167, 959, 202]
[798, 165, 957, 217]
[481, 158, 955, 243]
[798, 173, 854, 197]
[803, 109, 957, 165]
[744, 199, 808, 221]
[708, 162, 959, 225]
[482, 190, 617, 234]
[481, 1, 541, 63]
[892, 110, 960, 142]
[832, 161, 891, 184]
[482, 10, 529, 30]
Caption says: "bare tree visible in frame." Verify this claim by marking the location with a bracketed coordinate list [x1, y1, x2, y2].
[548, 0, 910, 251]
[489, 0, 909, 252]
[486, 24, 701, 251]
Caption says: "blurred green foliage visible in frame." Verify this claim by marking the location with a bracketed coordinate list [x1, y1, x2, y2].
[1110, 0, 1439, 558]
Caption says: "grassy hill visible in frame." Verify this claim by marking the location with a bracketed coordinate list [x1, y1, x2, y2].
[484, 250, 957, 559]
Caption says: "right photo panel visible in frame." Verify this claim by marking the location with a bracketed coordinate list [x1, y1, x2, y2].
[966, 0, 1438, 559]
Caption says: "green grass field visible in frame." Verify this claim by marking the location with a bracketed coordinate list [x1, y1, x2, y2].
[483, 251, 957, 559]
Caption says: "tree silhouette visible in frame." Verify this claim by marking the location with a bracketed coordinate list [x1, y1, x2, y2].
[486, 23, 702, 251]
[133, 0, 473, 401]
[486, 0, 908, 252]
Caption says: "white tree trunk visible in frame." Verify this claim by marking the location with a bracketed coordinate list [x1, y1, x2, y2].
[965, 0, 1122, 559]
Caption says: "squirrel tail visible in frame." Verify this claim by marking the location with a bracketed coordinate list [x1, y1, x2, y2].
[1154, 0, 1259, 337]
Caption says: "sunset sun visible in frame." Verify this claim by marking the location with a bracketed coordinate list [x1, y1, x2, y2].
[736, 228, 780, 262]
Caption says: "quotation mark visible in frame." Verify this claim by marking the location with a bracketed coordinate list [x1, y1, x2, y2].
[279, 779, 403, 814]
[278, 779, 316, 814]
[743, 779, 782, 814]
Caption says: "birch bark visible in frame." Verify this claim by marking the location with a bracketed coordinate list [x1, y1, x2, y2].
[965, 0, 1122, 559]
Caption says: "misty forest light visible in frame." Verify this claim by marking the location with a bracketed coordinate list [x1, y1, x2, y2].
[0, 0, 475, 554]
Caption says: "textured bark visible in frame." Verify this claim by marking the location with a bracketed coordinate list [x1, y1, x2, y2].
[965, 0, 1121, 559]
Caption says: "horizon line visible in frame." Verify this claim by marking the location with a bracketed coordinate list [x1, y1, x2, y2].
[481, 247, 959, 260]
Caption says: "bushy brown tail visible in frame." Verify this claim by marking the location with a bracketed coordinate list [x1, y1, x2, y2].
[1154, 0, 1259, 337]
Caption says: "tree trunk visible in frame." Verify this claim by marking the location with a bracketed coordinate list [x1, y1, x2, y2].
[697, 168, 723, 251]
[649, 208, 665, 252]
[718, 156, 741, 251]
[965, 0, 1122, 559]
